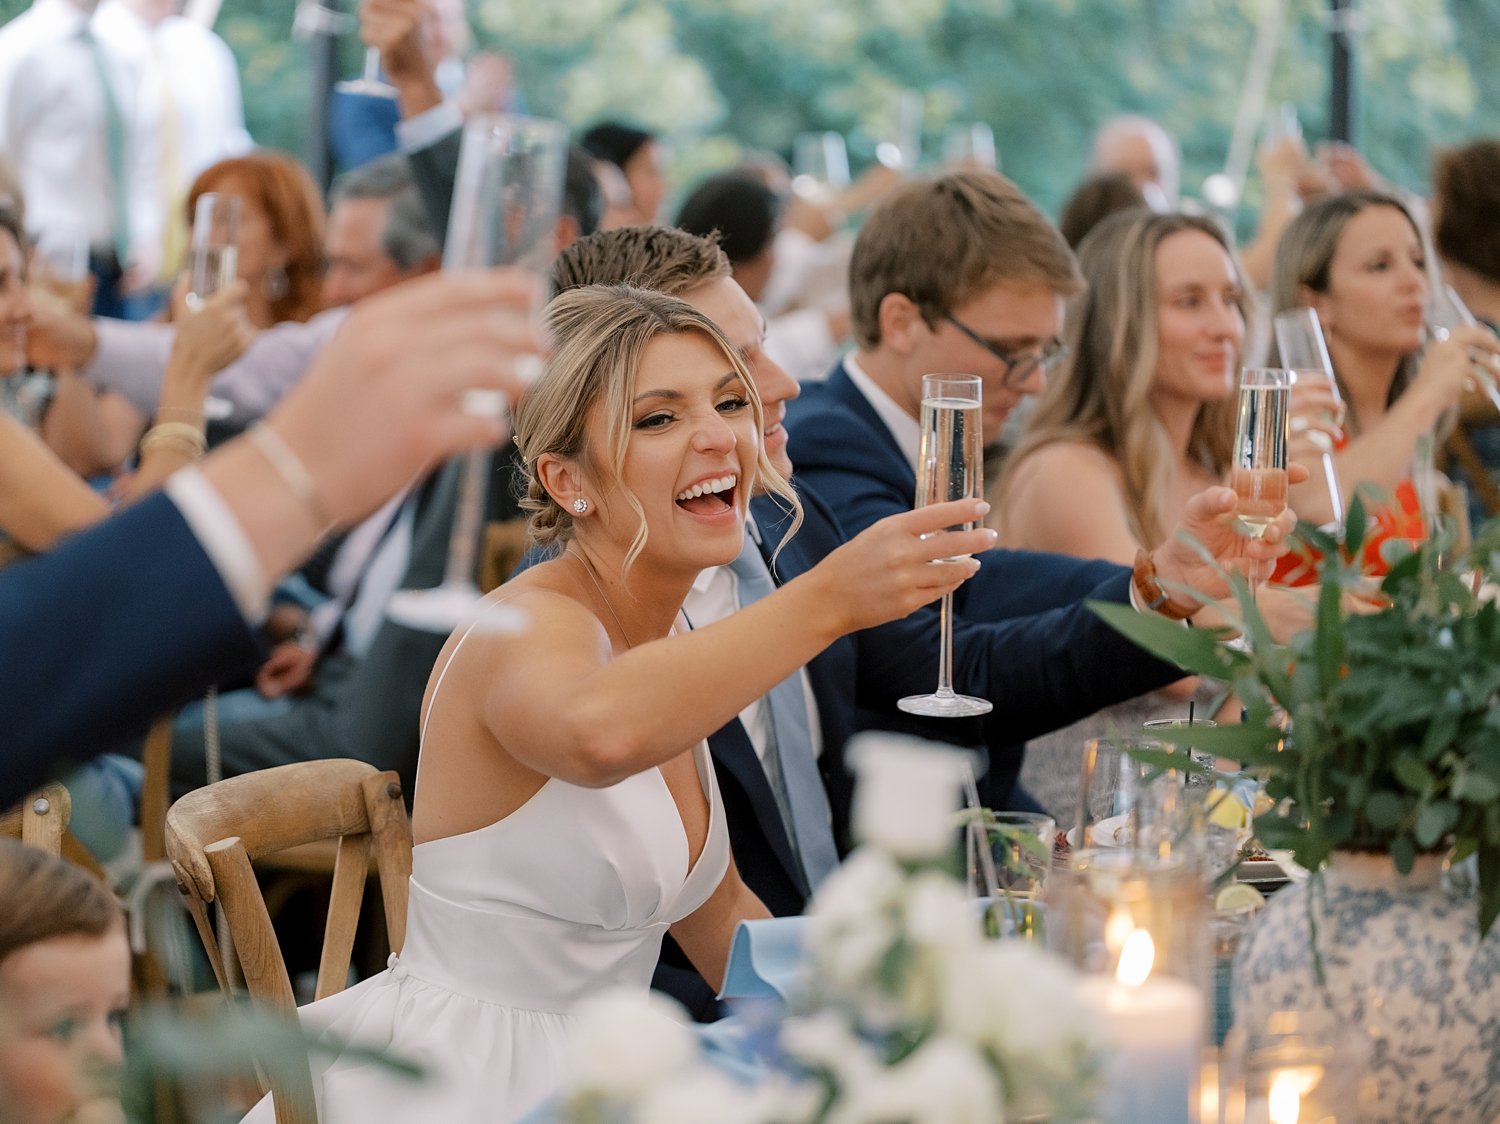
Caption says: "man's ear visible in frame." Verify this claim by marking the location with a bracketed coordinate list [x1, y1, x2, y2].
[877, 292, 927, 356]
[536, 453, 589, 514]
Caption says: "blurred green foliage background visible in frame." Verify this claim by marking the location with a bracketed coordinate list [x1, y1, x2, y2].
[3, 0, 1495, 224]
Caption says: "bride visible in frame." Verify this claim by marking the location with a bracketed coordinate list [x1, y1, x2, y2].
[244, 285, 993, 1123]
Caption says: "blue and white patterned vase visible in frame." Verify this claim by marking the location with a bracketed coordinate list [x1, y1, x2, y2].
[1232, 851, 1500, 1124]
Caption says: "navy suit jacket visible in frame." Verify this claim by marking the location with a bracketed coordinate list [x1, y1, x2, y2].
[0, 493, 261, 805]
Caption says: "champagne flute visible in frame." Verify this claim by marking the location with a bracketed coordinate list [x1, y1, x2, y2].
[186, 193, 241, 421]
[385, 112, 568, 634]
[1428, 281, 1500, 415]
[898, 373, 992, 718]
[1231, 367, 1292, 604]
[1272, 307, 1345, 527]
[791, 131, 850, 204]
[32, 228, 91, 314]
[336, 47, 398, 99]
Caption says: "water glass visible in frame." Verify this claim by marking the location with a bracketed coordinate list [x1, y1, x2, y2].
[1221, 1011, 1371, 1124]
[188, 193, 241, 305]
[971, 810, 1053, 940]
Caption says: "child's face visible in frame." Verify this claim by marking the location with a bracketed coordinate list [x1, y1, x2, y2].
[0, 926, 130, 1124]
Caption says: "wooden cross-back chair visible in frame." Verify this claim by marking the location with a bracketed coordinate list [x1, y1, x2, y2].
[164, 759, 413, 1124]
[0, 781, 72, 854]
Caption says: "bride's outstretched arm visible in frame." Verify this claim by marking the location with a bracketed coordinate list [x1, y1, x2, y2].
[669, 860, 769, 994]
[483, 499, 995, 789]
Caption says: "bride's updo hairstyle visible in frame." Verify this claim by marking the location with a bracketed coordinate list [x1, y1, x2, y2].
[513, 284, 797, 567]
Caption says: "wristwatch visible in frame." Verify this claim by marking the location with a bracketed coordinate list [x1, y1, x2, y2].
[1132, 549, 1197, 621]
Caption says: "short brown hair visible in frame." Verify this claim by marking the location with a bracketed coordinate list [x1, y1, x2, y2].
[849, 170, 1083, 349]
[551, 225, 730, 298]
[0, 839, 120, 964]
[1433, 139, 1500, 285]
[187, 151, 327, 324]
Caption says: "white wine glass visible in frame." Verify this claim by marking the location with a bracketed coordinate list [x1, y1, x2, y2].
[187, 193, 240, 306]
[336, 47, 398, 99]
[1272, 307, 1345, 527]
[898, 373, 992, 718]
[1231, 367, 1292, 607]
[385, 112, 568, 634]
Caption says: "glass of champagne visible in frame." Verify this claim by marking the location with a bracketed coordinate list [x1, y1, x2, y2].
[385, 112, 568, 635]
[898, 373, 992, 718]
[187, 193, 240, 306]
[1273, 307, 1345, 527]
[1232, 367, 1292, 599]
[1428, 281, 1500, 414]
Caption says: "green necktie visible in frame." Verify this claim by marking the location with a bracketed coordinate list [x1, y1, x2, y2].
[79, 25, 130, 264]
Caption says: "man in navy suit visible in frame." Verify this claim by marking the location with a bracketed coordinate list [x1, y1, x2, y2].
[784, 169, 1290, 814]
[549, 226, 1294, 1019]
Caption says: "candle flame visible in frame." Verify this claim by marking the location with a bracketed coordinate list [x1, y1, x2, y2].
[1268, 1069, 1302, 1124]
[1115, 928, 1154, 988]
[1104, 906, 1135, 952]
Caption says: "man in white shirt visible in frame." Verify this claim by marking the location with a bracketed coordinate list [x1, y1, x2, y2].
[93, 0, 252, 289]
[0, 0, 148, 315]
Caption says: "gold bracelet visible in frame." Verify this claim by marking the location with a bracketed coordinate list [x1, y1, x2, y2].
[139, 421, 206, 459]
[154, 406, 206, 426]
[246, 423, 335, 533]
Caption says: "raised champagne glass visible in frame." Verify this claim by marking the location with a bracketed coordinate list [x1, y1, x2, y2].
[337, 47, 398, 99]
[385, 112, 568, 634]
[1272, 307, 1345, 527]
[898, 373, 992, 718]
[1231, 367, 1291, 604]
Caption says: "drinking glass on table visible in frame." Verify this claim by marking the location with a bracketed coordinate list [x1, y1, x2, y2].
[385, 112, 568, 634]
[1231, 368, 1292, 599]
[898, 373, 991, 717]
[1273, 308, 1345, 527]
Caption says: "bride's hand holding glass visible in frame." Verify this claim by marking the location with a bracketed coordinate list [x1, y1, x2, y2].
[807, 498, 994, 637]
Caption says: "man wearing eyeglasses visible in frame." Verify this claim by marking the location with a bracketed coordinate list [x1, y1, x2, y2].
[785, 170, 1290, 810]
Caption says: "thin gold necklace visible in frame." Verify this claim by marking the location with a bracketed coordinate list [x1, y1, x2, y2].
[567, 547, 635, 650]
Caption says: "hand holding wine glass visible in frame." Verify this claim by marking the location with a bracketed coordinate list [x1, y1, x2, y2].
[899, 373, 992, 718]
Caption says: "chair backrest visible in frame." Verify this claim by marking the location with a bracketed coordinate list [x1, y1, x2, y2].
[0, 782, 72, 854]
[165, 760, 413, 1124]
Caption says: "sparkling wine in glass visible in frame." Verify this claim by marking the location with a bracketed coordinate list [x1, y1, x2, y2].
[187, 193, 239, 305]
[1273, 307, 1345, 527]
[385, 112, 568, 635]
[1231, 367, 1291, 587]
[898, 373, 992, 718]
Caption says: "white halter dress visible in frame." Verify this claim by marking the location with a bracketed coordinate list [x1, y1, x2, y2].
[241, 617, 730, 1124]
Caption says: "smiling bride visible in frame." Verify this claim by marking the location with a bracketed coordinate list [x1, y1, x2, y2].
[241, 284, 995, 1124]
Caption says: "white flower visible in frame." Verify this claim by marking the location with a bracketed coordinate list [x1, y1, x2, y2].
[779, 1010, 881, 1084]
[562, 988, 699, 1100]
[901, 872, 980, 951]
[808, 848, 903, 930]
[635, 1067, 793, 1124]
[848, 733, 973, 860]
[832, 1036, 1004, 1124]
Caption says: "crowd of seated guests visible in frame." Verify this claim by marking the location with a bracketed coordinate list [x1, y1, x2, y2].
[0, 0, 1496, 1117]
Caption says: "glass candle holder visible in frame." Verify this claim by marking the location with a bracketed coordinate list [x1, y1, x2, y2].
[1221, 1011, 1371, 1124]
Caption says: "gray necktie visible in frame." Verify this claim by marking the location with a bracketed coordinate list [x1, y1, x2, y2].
[727, 530, 839, 891]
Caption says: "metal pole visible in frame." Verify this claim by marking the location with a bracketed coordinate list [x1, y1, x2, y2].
[1329, 0, 1357, 144]
[296, 0, 343, 192]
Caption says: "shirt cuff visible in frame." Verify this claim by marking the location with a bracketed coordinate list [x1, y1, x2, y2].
[1126, 570, 1192, 625]
[397, 99, 463, 153]
[164, 467, 268, 623]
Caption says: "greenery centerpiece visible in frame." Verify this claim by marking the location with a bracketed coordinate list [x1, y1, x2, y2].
[1092, 496, 1500, 939]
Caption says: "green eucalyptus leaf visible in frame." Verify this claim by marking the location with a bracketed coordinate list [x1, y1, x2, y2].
[1455, 771, 1500, 803]
[1393, 752, 1434, 793]
[1088, 600, 1237, 678]
[1390, 835, 1416, 874]
[1415, 801, 1458, 848]
[1314, 575, 1345, 696]
[1344, 491, 1368, 554]
[1364, 792, 1406, 829]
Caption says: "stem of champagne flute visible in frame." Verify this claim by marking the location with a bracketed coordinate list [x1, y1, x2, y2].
[1321, 451, 1345, 527]
[935, 589, 957, 699]
[361, 47, 381, 85]
[438, 447, 489, 589]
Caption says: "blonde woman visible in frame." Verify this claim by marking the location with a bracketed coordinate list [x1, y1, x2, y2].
[244, 285, 992, 1123]
[993, 210, 1320, 819]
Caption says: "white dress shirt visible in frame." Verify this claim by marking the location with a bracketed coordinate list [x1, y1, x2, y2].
[92, 2, 252, 272]
[681, 521, 823, 767]
[0, 0, 144, 253]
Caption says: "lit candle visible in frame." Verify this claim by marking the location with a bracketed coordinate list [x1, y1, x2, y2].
[1078, 926, 1205, 1124]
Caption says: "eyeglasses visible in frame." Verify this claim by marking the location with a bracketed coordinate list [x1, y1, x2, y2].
[944, 313, 1069, 388]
